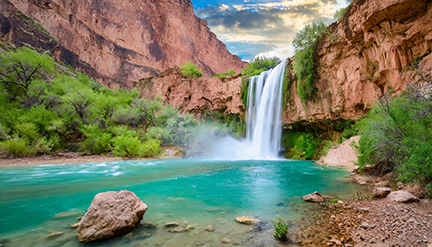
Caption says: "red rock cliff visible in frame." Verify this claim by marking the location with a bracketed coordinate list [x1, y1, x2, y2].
[2, 0, 246, 88]
[282, 0, 432, 124]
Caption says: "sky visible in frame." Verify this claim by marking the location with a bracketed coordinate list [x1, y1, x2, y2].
[191, 0, 352, 61]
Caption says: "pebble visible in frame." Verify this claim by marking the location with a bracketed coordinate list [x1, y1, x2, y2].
[221, 237, 231, 243]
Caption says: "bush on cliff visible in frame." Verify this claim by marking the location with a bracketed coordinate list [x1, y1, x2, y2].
[292, 21, 327, 102]
[242, 56, 281, 77]
[180, 62, 203, 78]
[356, 87, 432, 194]
[214, 69, 236, 78]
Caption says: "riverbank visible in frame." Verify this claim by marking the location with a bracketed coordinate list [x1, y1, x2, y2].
[0, 146, 186, 167]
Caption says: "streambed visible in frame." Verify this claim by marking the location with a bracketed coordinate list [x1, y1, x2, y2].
[0, 158, 367, 246]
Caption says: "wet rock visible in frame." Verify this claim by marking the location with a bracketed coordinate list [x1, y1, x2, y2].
[205, 225, 215, 232]
[70, 223, 80, 228]
[185, 225, 195, 230]
[142, 220, 157, 228]
[195, 241, 205, 246]
[47, 231, 63, 239]
[302, 191, 324, 203]
[168, 226, 186, 233]
[164, 222, 180, 228]
[221, 237, 232, 243]
[387, 191, 419, 203]
[53, 210, 81, 219]
[77, 190, 147, 243]
[373, 187, 392, 198]
[235, 216, 261, 225]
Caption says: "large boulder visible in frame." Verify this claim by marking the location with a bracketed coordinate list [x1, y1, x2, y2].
[302, 191, 324, 203]
[77, 190, 147, 243]
[373, 187, 392, 198]
[387, 190, 419, 203]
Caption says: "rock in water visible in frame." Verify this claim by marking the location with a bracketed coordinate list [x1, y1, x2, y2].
[302, 191, 324, 203]
[387, 190, 419, 203]
[373, 187, 392, 198]
[235, 216, 261, 225]
[77, 190, 147, 243]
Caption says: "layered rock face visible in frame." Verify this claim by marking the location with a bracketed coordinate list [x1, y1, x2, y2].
[282, 0, 432, 124]
[134, 68, 244, 116]
[3, 0, 245, 88]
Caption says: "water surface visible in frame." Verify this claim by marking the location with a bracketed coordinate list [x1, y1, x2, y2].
[0, 158, 365, 246]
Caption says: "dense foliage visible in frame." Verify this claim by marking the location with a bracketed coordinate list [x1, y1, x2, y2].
[355, 88, 432, 194]
[292, 21, 327, 102]
[242, 56, 281, 77]
[0, 47, 209, 157]
[180, 62, 203, 78]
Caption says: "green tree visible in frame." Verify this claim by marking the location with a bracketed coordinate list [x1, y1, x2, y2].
[292, 21, 327, 52]
[0, 47, 55, 100]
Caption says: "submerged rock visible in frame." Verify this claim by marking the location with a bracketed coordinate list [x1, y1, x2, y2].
[70, 223, 80, 228]
[47, 231, 63, 239]
[302, 191, 324, 203]
[235, 216, 261, 225]
[77, 190, 147, 243]
[141, 220, 157, 228]
[373, 187, 392, 198]
[221, 237, 232, 243]
[164, 222, 180, 228]
[205, 225, 215, 232]
[387, 191, 419, 203]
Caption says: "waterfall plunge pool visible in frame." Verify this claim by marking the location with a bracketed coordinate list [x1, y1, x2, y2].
[0, 158, 367, 246]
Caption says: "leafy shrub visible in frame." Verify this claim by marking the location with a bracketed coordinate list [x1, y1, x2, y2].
[0, 138, 32, 157]
[240, 77, 249, 107]
[272, 218, 288, 241]
[356, 87, 432, 189]
[242, 56, 281, 76]
[112, 134, 142, 157]
[80, 124, 112, 154]
[140, 138, 161, 157]
[214, 69, 236, 78]
[180, 62, 203, 78]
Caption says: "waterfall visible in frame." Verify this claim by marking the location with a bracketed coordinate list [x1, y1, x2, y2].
[245, 59, 287, 159]
[205, 60, 287, 160]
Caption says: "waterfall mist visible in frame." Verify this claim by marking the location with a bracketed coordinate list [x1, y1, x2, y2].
[196, 60, 287, 160]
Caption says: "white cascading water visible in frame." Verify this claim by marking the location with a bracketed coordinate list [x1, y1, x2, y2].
[208, 59, 287, 160]
[246, 59, 287, 158]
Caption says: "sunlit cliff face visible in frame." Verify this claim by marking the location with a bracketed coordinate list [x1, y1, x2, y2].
[193, 0, 352, 61]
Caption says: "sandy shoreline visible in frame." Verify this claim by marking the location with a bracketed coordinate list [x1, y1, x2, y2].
[0, 154, 174, 167]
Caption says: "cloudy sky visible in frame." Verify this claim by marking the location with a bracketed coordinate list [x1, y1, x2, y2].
[191, 0, 352, 61]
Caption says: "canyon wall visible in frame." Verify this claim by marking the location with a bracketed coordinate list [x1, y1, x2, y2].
[134, 68, 244, 116]
[282, 0, 432, 124]
[1, 0, 246, 88]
